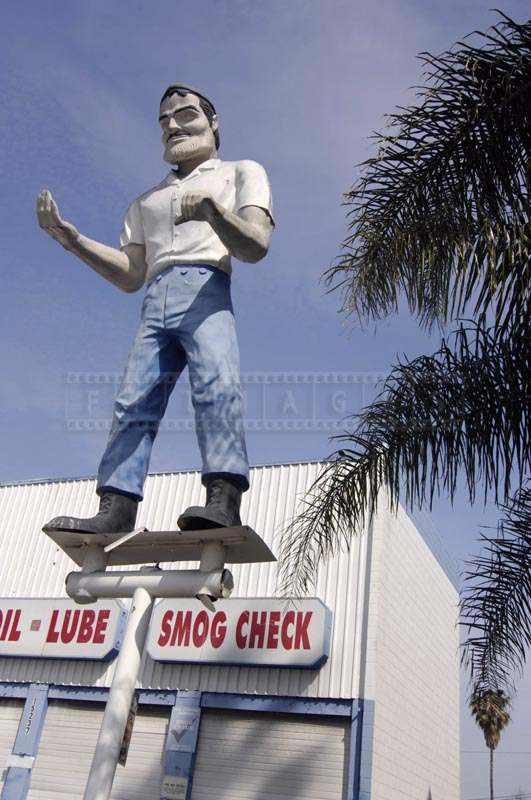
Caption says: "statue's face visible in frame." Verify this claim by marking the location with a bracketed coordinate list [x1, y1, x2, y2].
[159, 92, 217, 166]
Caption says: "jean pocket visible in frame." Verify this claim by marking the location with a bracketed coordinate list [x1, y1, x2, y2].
[141, 282, 156, 314]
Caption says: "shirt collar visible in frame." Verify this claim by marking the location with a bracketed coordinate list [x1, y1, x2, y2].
[167, 158, 220, 183]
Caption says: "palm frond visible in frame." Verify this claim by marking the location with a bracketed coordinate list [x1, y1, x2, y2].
[327, 13, 531, 334]
[279, 324, 529, 594]
[461, 484, 531, 694]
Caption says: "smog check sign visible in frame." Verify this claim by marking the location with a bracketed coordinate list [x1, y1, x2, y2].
[148, 598, 331, 668]
[0, 598, 125, 661]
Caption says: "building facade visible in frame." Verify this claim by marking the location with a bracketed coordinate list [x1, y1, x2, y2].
[0, 462, 460, 799]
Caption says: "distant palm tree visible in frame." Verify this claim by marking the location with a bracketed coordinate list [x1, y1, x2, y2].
[469, 689, 511, 800]
[280, 12, 530, 698]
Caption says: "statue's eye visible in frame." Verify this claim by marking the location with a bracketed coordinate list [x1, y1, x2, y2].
[179, 110, 197, 123]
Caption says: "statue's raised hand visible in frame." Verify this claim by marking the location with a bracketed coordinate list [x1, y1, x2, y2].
[36, 190, 79, 250]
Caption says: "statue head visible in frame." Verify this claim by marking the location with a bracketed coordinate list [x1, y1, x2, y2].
[159, 85, 219, 168]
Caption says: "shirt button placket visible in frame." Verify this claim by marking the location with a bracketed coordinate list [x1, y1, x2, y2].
[172, 193, 180, 240]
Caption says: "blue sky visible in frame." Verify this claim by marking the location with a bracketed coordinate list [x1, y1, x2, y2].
[1, 1, 529, 796]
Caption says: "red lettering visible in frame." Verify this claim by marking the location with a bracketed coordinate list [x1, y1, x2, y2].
[78, 610, 96, 643]
[235, 611, 249, 649]
[93, 610, 110, 644]
[249, 611, 267, 648]
[0, 609, 12, 641]
[294, 611, 312, 650]
[9, 610, 21, 642]
[192, 611, 209, 647]
[210, 612, 227, 648]
[267, 611, 281, 649]
[170, 611, 192, 647]
[61, 610, 80, 644]
[0, 609, 20, 642]
[158, 610, 173, 646]
[46, 609, 60, 643]
[281, 611, 295, 650]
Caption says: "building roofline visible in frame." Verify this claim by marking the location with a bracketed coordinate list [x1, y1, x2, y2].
[0, 459, 460, 590]
[0, 459, 328, 489]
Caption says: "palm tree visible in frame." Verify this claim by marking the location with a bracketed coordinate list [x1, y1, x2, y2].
[280, 12, 530, 699]
[469, 689, 511, 800]
[461, 484, 531, 695]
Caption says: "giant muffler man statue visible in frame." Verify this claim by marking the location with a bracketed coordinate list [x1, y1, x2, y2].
[37, 85, 274, 535]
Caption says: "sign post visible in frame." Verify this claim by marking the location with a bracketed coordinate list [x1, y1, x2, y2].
[43, 524, 276, 800]
[83, 585, 153, 800]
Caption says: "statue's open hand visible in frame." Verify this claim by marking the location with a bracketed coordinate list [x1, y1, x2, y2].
[174, 191, 216, 225]
[36, 190, 79, 249]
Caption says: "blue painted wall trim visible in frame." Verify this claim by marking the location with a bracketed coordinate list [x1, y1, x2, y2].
[354, 699, 375, 800]
[201, 692, 353, 717]
[347, 702, 361, 800]
[1, 683, 49, 800]
[12, 684, 48, 756]
[162, 691, 202, 800]
[1, 682, 354, 718]
[0, 770, 31, 800]
[0, 684, 28, 700]
[0, 683, 367, 798]
[46, 684, 176, 706]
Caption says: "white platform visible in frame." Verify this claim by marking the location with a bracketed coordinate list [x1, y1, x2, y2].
[44, 525, 276, 567]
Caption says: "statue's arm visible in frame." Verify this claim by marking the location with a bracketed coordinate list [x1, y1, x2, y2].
[176, 196, 273, 263]
[36, 190, 147, 293]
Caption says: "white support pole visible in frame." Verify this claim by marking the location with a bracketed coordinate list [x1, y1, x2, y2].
[199, 541, 226, 572]
[83, 585, 154, 800]
[81, 545, 108, 574]
[66, 567, 233, 603]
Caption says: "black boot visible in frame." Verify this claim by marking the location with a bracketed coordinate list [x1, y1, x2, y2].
[177, 476, 242, 531]
[43, 491, 138, 535]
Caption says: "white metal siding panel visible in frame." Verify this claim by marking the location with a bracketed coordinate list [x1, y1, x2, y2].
[0, 700, 24, 790]
[0, 463, 369, 699]
[366, 500, 460, 800]
[26, 701, 168, 799]
[110, 705, 168, 800]
[191, 709, 349, 800]
[27, 701, 103, 799]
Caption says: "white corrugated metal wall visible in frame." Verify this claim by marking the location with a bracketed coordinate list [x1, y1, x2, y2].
[360, 503, 460, 800]
[0, 700, 24, 792]
[0, 463, 370, 699]
[25, 701, 168, 800]
[191, 710, 350, 800]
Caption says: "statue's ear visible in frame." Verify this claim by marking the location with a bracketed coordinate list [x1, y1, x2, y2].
[211, 114, 219, 133]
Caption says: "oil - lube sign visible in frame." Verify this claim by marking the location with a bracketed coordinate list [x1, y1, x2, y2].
[0, 598, 125, 660]
[147, 598, 331, 668]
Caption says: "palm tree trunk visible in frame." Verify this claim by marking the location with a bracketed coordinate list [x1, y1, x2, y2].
[490, 747, 494, 800]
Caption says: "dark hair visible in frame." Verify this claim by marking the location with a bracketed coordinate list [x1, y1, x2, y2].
[160, 84, 220, 149]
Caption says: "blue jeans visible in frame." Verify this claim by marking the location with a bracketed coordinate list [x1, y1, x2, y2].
[96, 264, 249, 500]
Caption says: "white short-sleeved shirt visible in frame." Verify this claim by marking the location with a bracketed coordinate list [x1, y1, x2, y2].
[120, 158, 273, 284]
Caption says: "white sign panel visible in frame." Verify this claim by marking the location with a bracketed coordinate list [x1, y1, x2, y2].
[148, 598, 331, 668]
[161, 775, 188, 800]
[0, 598, 125, 661]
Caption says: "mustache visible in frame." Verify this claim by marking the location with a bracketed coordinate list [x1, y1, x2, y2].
[165, 135, 189, 144]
